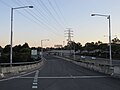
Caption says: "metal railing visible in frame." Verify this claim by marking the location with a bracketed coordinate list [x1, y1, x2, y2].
[0, 60, 42, 67]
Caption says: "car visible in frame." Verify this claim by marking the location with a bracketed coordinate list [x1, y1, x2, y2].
[81, 56, 85, 59]
[91, 57, 96, 60]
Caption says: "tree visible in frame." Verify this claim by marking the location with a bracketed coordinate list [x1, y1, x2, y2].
[0, 46, 3, 51]
[3, 45, 10, 53]
[0, 46, 3, 50]
[13, 44, 22, 52]
[84, 42, 98, 51]
[65, 41, 82, 51]
[95, 41, 103, 45]
[75, 42, 82, 51]
[98, 43, 108, 51]
[22, 42, 29, 48]
[112, 37, 120, 44]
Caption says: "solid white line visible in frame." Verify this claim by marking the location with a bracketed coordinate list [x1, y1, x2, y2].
[0, 70, 36, 82]
[53, 75, 107, 78]
[19, 76, 107, 79]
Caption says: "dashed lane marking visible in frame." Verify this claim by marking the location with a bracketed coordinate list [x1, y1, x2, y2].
[33, 83, 37, 85]
[32, 70, 39, 89]
[32, 86, 38, 89]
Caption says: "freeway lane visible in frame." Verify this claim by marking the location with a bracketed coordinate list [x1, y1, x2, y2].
[0, 55, 120, 90]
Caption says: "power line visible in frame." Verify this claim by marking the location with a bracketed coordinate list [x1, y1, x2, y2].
[38, 0, 65, 29]
[1, 0, 66, 40]
[23, 0, 63, 36]
[25, 0, 62, 35]
[1, 0, 60, 37]
[0, 0, 41, 26]
[12, 0, 55, 31]
[54, 0, 68, 26]
[47, 0, 65, 27]
[0, 0, 43, 27]
[0, 0, 11, 7]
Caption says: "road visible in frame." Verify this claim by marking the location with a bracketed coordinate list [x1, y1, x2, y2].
[0, 55, 120, 90]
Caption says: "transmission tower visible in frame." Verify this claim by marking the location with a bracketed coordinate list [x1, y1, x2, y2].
[65, 28, 73, 43]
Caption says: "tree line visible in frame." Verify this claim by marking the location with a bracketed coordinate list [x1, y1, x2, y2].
[0, 43, 32, 63]
[0, 37, 120, 63]
[63, 37, 120, 60]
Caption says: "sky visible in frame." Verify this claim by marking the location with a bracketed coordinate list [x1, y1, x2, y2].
[1, 0, 120, 48]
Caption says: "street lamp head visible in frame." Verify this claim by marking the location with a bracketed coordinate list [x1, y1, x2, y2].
[107, 15, 110, 19]
[13, 6, 34, 10]
[91, 14, 95, 16]
[29, 6, 33, 8]
[91, 13, 110, 18]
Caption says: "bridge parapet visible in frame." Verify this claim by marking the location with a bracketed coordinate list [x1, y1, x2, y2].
[54, 54, 120, 78]
[0, 60, 44, 78]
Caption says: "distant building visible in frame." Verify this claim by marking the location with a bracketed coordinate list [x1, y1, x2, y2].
[54, 45, 63, 48]
[47, 50, 74, 56]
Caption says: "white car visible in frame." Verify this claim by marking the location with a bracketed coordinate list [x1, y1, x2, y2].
[81, 56, 85, 59]
[91, 57, 96, 60]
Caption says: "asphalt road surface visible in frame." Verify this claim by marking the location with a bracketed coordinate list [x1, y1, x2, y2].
[0, 55, 120, 90]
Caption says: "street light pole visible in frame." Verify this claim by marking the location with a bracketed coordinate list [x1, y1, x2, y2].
[41, 40, 43, 58]
[10, 8, 13, 65]
[41, 39, 49, 59]
[108, 16, 112, 66]
[74, 42, 75, 60]
[10, 6, 33, 66]
[91, 13, 112, 66]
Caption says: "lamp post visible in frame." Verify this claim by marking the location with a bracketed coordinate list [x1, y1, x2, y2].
[41, 39, 49, 58]
[10, 6, 33, 66]
[73, 42, 75, 60]
[91, 13, 112, 66]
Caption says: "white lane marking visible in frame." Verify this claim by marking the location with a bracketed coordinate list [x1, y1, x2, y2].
[33, 83, 37, 85]
[32, 86, 38, 89]
[34, 70, 39, 81]
[33, 79, 37, 82]
[0, 70, 36, 82]
[19, 76, 107, 79]
[32, 70, 39, 89]
[43, 57, 47, 61]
